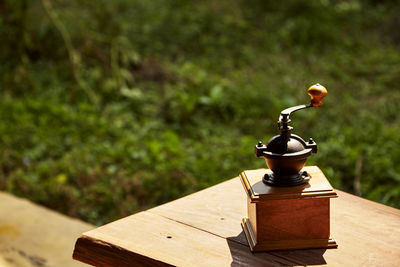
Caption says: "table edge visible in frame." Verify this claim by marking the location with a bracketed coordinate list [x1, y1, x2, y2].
[73, 234, 174, 267]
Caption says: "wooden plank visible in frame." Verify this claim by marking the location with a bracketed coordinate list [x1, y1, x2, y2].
[0, 191, 93, 267]
[148, 176, 247, 239]
[74, 235, 172, 267]
[149, 170, 400, 266]
[73, 166, 400, 266]
[73, 211, 294, 266]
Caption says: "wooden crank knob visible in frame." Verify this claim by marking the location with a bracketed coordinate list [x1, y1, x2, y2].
[307, 83, 327, 107]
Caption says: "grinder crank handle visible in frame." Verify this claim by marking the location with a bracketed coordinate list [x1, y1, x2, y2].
[279, 83, 327, 130]
[257, 83, 328, 155]
[307, 83, 327, 107]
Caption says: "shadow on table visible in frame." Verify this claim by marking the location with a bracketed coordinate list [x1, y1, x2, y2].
[227, 231, 327, 266]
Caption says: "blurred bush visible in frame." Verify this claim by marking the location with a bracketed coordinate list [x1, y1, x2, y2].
[0, 0, 399, 224]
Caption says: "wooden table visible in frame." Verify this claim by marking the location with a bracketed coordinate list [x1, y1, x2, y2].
[73, 168, 400, 266]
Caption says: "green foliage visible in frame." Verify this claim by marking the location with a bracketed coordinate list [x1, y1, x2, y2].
[1, 0, 400, 224]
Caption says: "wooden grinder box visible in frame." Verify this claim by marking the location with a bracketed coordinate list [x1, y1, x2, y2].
[240, 166, 338, 252]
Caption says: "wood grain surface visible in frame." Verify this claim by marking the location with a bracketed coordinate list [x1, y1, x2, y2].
[73, 166, 400, 266]
[240, 166, 337, 201]
[242, 218, 337, 252]
[255, 198, 330, 241]
[0, 191, 93, 267]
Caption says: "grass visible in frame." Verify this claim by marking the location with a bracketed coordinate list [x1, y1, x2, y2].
[1, 0, 400, 225]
